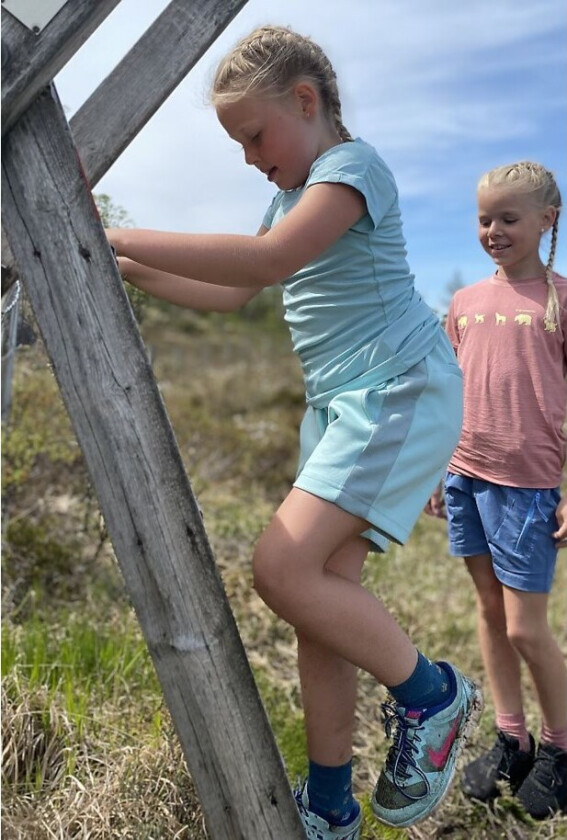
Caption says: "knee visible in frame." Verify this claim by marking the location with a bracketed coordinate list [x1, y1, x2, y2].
[476, 585, 506, 629]
[252, 535, 293, 613]
[506, 621, 543, 661]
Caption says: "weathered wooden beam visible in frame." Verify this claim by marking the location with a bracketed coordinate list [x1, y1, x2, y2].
[2, 84, 306, 840]
[2, 0, 249, 295]
[1, 0, 122, 136]
[70, 0, 249, 186]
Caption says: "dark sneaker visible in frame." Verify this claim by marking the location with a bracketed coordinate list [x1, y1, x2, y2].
[517, 742, 567, 819]
[294, 783, 362, 839]
[371, 662, 483, 827]
[461, 730, 535, 801]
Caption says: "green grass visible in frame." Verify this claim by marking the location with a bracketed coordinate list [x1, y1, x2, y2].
[2, 307, 566, 839]
[2, 612, 155, 708]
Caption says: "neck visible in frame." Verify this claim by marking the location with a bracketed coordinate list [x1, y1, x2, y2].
[316, 126, 345, 159]
[495, 258, 547, 282]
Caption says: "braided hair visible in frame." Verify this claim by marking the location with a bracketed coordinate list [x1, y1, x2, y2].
[211, 25, 352, 143]
[478, 161, 562, 332]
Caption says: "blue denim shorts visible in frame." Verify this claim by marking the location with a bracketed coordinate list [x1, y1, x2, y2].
[444, 472, 560, 593]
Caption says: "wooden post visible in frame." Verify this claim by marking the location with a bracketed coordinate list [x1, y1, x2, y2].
[2, 84, 306, 840]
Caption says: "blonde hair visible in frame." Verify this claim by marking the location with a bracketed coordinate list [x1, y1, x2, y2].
[211, 25, 353, 143]
[478, 161, 562, 332]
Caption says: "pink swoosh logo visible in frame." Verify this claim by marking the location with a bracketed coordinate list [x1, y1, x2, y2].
[427, 716, 461, 770]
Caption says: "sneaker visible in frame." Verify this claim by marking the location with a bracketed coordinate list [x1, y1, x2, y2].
[517, 742, 567, 819]
[294, 783, 362, 839]
[371, 661, 483, 827]
[461, 730, 535, 801]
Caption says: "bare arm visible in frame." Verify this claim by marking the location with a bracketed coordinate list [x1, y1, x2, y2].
[118, 257, 259, 312]
[107, 182, 366, 289]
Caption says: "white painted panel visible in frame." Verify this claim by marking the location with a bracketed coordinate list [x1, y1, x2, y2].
[2, 0, 69, 32]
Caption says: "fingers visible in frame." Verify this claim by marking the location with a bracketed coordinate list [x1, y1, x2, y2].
[552, 524, 567, 548]
[552, 495, 567, 548]
[424, 498, 447, 519]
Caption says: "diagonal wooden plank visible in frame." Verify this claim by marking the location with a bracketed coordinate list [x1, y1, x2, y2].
[70, 0, 249, 186]
[2, 83, 306, 840]
[1, 0, 122, 135]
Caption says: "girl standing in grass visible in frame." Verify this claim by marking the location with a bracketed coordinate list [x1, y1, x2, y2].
[107, 25, 482, 837]
[435, 161, 567, 820]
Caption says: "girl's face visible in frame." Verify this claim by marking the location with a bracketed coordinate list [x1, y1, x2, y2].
[477, 186, 556, 279]
[216, 84, 339, 191]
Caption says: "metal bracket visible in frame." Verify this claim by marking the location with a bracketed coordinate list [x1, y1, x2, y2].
[1, 0, 69, 33]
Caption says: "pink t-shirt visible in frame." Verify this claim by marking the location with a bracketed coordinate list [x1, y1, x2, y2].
[446, 272, 567, 488]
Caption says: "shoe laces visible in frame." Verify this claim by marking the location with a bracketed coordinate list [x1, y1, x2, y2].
[531, 747, 567, 788]
[382, 702, 430, 800]
[294, 783, 308, 814]
[294, 783, 359, 839]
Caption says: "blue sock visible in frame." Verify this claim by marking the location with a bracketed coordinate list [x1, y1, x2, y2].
[307, 759, 359, 826]
[387, 652, 456, 711]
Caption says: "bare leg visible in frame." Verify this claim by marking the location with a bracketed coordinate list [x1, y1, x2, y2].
[253, 488, 418, 687]
[503, 587, 567, 732]
[297, 536, 368, 766]
[465, 555, 523, 714]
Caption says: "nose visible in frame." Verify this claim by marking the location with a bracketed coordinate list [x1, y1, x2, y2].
[488, 220, 503, 237]
[243, 144, 259, 167]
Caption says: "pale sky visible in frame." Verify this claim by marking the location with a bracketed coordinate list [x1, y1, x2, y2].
[55, 0, 567, 311]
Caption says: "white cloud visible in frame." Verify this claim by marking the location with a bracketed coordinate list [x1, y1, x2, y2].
[55, 0, 567, 305]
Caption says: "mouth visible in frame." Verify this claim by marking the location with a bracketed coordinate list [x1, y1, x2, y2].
[258, 165, 277, 183]
[489, 243, 510, 253]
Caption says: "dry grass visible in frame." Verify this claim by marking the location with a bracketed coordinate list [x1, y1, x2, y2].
[2, 680, 205, 839]
[2, 306, 566, 839]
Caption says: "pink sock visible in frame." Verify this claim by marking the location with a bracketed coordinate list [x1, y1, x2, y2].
[496, 712, 531, 753]
[540, 723, 567, 752]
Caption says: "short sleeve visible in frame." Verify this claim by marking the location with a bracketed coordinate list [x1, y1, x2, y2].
[305, 139, 397, 230]
[262, 194, 280, 230]
[445, 296, 460, 353]
[556, 275, 567, 364]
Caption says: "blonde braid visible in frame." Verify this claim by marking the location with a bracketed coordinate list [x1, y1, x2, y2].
[479, 161, 562, 331]
[544, 211, 561, 332]
[211, 25, 352, 142]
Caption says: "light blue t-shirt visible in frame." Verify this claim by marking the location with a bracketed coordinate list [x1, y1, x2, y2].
[262, 138, 442, 407]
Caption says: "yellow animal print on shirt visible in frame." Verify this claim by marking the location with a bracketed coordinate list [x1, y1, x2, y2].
[514, 313, 532, 326]
[458, 312, 554, 330]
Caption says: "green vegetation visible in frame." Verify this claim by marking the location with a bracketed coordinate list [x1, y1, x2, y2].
[2, 302, 566, 839]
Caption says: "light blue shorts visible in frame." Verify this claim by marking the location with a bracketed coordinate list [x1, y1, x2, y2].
[444, 473, 560, 593]
[294, 337, 463, 552]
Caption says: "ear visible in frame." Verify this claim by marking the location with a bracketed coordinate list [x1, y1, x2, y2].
[293, 81, 318, 119]
[541, 205, 558, 231]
